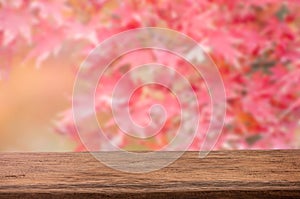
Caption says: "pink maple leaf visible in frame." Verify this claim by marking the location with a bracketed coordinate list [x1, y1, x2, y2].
[0, 4, 36, 45]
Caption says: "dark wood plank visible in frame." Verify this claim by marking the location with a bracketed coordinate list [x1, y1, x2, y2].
[0, 150, 299, 198]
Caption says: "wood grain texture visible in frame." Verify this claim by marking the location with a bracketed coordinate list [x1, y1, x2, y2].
[0, 150, 299, 198]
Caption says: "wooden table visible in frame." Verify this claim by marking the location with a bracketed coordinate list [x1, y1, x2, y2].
[0, 150, 299, 198]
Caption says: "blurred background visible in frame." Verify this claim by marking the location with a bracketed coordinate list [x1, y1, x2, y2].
[0, 59, 75, 151]
[0, 0, 300, 151]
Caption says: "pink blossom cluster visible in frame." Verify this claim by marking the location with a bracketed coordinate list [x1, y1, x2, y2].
[1, 0, 300, 150]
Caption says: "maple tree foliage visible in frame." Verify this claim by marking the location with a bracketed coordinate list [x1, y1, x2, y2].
[1, 0, 300, 150]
